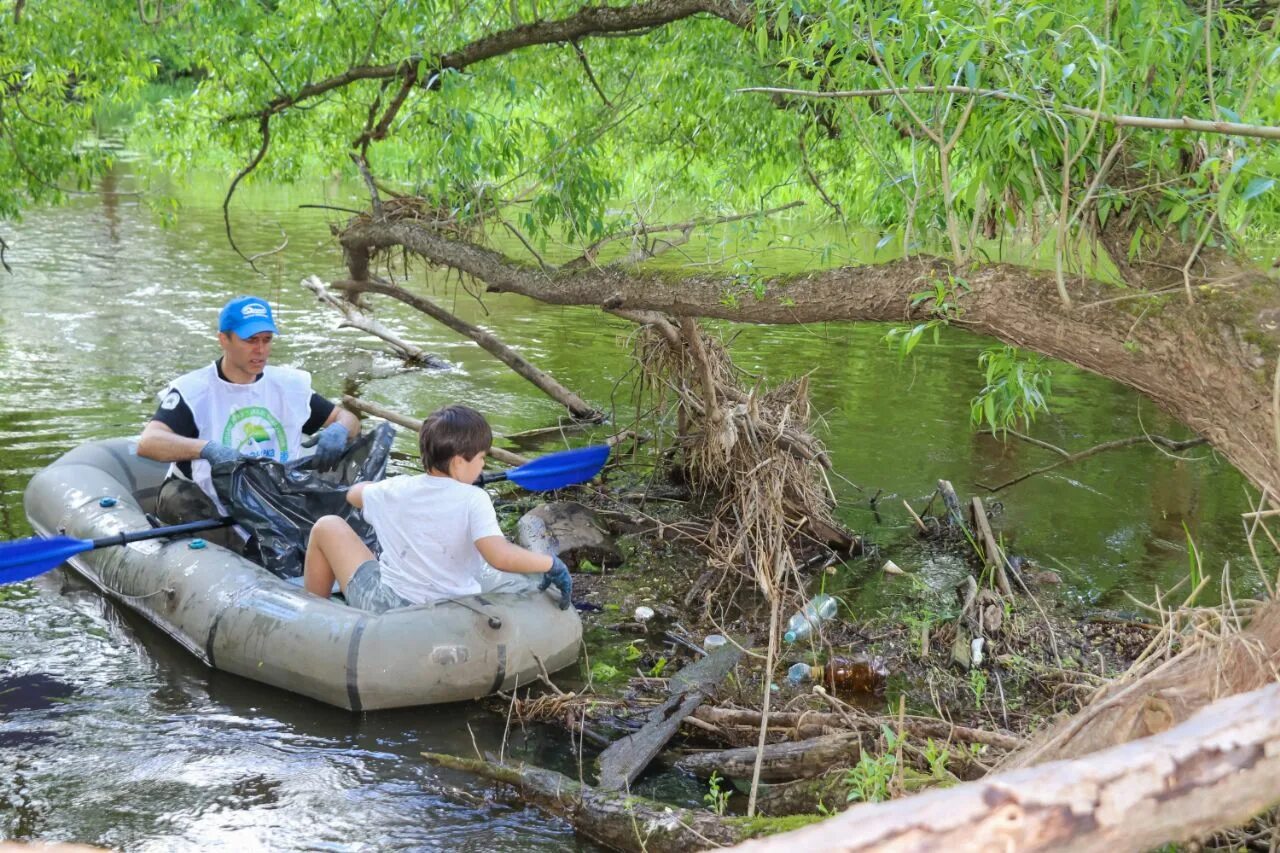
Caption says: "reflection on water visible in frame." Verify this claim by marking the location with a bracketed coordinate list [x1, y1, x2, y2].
[0, 171, 1264, 848]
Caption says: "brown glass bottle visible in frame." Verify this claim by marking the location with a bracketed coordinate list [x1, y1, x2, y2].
[813, 656, 887, 695]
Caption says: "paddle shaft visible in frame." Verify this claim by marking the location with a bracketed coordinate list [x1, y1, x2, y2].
[474, 472, 509, 486]
[88, 516, 235, 550]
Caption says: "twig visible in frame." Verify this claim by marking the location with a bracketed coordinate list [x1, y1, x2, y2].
[737, 85, 1280, 141]
[977, 435, 1207, 492]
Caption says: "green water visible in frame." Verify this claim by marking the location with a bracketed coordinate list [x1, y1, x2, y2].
[0, 169, 1265, 849]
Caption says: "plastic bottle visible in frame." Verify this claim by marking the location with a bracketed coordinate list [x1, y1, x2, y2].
[785, 661, 812, 685]
[782, 593, 838, 643]
[703, 634, 728, 651]
[786, 657, 888, 694]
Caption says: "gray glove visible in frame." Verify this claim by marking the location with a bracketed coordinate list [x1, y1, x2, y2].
[538, 556, 573, 610]
[199, 441, 242, 467]
[311, 422, 350, 470]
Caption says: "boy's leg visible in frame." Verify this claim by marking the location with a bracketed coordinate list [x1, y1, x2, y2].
[304, 515, 375, 598]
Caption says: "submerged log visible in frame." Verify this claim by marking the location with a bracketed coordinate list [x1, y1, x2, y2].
[723, 681, 1280, 852]
[676, 732, 862, 784]
[596, 639, 744, 790]
[421, 751, 756, 852]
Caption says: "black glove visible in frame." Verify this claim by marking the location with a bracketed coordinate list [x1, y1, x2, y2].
[199, 441, 242, 467]
[311, 422, 350, 470]
[538, 556, 572, 610]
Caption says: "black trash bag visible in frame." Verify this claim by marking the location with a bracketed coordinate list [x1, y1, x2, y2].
[210, 422, 396, 578]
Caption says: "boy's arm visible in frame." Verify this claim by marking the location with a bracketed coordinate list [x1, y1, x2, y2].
[474, 536, 554, 574]
[346, 482, 368, 509]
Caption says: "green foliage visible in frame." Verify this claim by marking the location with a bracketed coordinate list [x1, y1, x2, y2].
[970, 347, 1054, 435]
[589, 661, 621, 683]
[968, 668, 988, 709]
[704, 771, 731, 816]
[845, 724, 901, 803]
[5, 0, 1278, 278]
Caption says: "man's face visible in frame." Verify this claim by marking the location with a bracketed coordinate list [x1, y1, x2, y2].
[218, 330, 273, 381]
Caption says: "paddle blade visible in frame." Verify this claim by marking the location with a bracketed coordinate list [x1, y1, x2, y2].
[0, 535, 94, 584]
[505, 444, 611, 491]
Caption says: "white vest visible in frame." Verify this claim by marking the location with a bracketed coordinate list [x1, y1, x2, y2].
[162, 363, 314, 505]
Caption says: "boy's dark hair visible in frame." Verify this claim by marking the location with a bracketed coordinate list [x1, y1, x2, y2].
[419, 405, 493, 473]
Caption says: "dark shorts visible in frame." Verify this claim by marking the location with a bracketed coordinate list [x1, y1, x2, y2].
[345, 560, 413, 613]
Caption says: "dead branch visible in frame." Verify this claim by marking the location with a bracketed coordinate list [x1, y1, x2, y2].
[341, 394, 528, 467]
[739, 84, 1280, 141]
[301, 275, 447, 367]
[977, 434, 1208, 492]
[331, 276, 602, 420]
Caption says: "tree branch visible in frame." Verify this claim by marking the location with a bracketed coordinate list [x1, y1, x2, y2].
[739, 85, 1280, 141]
[227, 0, 754, 123]
[976, 434, 1208, 493]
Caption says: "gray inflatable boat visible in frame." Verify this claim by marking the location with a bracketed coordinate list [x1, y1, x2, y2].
[23, 439, 583, 710]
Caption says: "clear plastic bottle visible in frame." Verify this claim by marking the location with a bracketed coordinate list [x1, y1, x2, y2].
[782, 593, 838, 643]
[786, 661, 813, 685]
[703, 634, 728, 651]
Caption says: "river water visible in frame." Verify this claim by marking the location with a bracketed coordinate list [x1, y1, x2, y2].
[0, 171, 1264, 849]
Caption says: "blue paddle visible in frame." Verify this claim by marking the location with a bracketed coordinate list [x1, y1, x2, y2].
[0, 516, 235, 586]
[476, 444, 611, 491]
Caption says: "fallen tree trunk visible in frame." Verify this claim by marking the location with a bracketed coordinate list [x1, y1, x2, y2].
[723, 680, 1280, 852]
[676, 732, 862, 784]
[420, 751, 767, 852]
[339, 219, 1280, 496]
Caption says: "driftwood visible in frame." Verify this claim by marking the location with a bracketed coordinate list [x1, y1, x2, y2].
[342, 394, 528, 467]
[421, 751, 753, 852]
[692, 707, 1024, 751]
[936, 479, 966, 529]
[723, 681, 1280, 852]
[302, 275, 449, 368]
[596, 640, 744, 790]
[333, 276, 602, 420]
[677, 731, 862, 784]
[969, 497, 1012, 597]
[753, 769, 853, 816]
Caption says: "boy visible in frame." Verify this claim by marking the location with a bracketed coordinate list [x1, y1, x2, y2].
[302, 405, 572, 613]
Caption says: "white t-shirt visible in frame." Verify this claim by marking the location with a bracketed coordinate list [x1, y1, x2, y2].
[359, 473, 504, 603]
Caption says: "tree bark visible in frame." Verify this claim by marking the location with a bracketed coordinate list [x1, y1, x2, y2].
[722, 681, 1280, 852]
[677, 732, 862, 784]
[339, 219, 1280, 496]
[420, 751, 750, 852]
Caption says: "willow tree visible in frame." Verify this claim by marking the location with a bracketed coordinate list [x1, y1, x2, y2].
[8, 0, 1280, 515]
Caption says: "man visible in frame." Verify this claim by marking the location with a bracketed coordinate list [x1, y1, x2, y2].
[137, 295, 361, 525]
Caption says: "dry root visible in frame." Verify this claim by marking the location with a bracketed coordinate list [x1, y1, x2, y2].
[633, 319, 837, 605]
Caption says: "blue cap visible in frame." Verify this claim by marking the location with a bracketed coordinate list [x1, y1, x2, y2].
[218, 296, 278, 339]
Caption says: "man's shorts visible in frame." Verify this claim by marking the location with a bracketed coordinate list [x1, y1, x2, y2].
[345, 560, 413, 614]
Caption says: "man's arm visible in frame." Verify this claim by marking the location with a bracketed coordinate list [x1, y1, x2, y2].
[324, 405, 361, 440]
[136, 419, 211, 463]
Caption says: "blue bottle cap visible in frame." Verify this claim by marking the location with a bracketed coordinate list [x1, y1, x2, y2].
[188, 539, 207, 550]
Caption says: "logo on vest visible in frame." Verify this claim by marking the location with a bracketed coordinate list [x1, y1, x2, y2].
[222, 406, 290, 461]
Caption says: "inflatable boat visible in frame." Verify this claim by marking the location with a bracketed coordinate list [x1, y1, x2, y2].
[22, 439, 583, 710]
